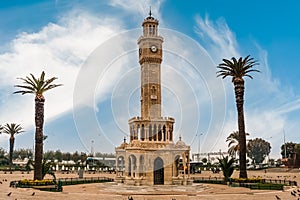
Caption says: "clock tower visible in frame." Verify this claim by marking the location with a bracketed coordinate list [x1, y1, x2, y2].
[115, 11, 191, 186]
[138, 11, 163, 119]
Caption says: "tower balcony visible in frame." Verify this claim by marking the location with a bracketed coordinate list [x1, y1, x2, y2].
[128, 116, 175, 143]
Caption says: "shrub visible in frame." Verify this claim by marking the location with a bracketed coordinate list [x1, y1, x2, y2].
[18, 179, 56, 187]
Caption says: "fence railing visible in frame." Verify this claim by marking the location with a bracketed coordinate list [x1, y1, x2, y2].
[263, 178, 297, 186]
[193, 177, 297, 187]
[57, 177, 114, 186]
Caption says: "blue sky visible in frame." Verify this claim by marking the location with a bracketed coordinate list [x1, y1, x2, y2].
[0, 0, 299, 159]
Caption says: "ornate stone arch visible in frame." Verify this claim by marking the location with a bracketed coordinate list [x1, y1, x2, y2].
[154, 157, 164, 185]
[128, 154, 137, 177]
[139, 155, 145, 177]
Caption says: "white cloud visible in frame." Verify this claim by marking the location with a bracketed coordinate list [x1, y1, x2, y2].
[0, 10, 123, 145]
[195, 14, 240, 62]
[109, 0, 164, 19]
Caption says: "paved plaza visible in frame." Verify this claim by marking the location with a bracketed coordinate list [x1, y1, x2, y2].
[1, 169, 299, 200]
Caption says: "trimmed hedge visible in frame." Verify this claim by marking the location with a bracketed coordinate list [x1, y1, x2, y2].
[58, 177, 113, 186]
[230, 178, 264, 183]
[193, 177, 225, 185]
[240, 183, 284, 190]
[194, 177, 292, 190]
[10, 177, 113, 192]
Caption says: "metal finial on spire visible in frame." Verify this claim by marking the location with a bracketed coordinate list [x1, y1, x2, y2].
[149, 6, 152, 17]
[123, 136, 126, 143]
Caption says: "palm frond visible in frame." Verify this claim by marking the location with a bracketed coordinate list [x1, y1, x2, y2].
[43, 84, 63, 93]
[42, 77, 58, 88]
[216, 55, 260, 80]
[14, 71, 62, 96]
[30, 73, 39, 85]
[2, 123, 24, 136]
[14, 85, 35, 92]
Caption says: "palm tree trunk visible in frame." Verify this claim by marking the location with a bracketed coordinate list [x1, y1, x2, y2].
[9, 137, 14, 171]
[234, 78, 247, 178]
[34, 96, 44, 180]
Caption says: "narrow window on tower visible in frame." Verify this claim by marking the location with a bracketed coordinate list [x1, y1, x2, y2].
[141, 124, 145, 141]
[154, 124, 157, 141]
[140, 88, 143, 101]
[158, 124, 162, 141]
[151, 85, 157, 100]
[149, 25, 154, 35]
[149, 124, 152, 141]
[163, 125, 166, 141]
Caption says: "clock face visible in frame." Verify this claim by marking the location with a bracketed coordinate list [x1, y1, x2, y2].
[150, 45, 158, 53]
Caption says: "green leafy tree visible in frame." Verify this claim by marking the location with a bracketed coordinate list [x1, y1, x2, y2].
[218, 156, 236, 182]
[44, 150, 55, 161]
[14, 71, 62, 180]
[269, 158, 275, 166]
[54, 150, 63, 162]
[62, 152, 72, 161]
[13, 148, 33, 160]
[281, 142, 297, 159]
[296, 144, 300, 155]
[72, 151, 81, 162]
[280, 142, 300, 167]
[217, 55, 259, 178]
[0, 148, 9, 166]
[1, 123, 24, 170]
[247, 138, 271, 164]
[226, 131, 249, 158]
[202, 157, 208, 164]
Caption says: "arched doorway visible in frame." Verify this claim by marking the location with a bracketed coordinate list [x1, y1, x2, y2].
[154, 157, 164, 185]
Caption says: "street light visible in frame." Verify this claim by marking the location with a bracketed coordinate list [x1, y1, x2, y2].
[91, 140, 94, 157]
[282, 129, 287, 158]
[198, 133, 203, 162]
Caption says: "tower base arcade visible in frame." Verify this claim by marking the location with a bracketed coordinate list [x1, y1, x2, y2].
[115, 137, 191, 186]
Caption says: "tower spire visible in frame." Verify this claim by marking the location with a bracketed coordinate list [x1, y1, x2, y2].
[149, 6, 152, 17]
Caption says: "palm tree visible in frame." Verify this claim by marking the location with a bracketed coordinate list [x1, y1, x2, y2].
[26, 158, 56, 180]
[14, 71, 62, 180]
[42, 158, 56, 180]
[217, 55, 259, 178]
[226, 131, 249, 158]
[218, 156, 236, 182]
[1, 123, 24, 170]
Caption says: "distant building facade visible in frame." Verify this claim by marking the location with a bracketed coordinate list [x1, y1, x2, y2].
[192, 151, 229, 163]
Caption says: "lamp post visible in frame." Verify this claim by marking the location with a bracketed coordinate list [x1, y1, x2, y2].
[283, 129, 287, 158]
[91, 140, 94, 157]
[198, 133, 203, 162]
